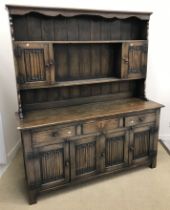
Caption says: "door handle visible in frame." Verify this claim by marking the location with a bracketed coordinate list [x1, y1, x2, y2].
[65, 160, 70, 167]
[123, 58, 129, 64]
[129, 145, 134, 151]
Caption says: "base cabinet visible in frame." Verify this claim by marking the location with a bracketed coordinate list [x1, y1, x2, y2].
[22, 115, 159, 204]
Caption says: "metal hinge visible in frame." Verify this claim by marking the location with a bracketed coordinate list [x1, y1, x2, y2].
[17, 74, 26, 84]
[26, 151, 39, 160]
[14, 46, 22, 57]
[150, 126, 159, 134]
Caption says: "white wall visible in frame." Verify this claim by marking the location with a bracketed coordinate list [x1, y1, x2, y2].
[0, 0, 20, 166]
[0, 0, 170, 166]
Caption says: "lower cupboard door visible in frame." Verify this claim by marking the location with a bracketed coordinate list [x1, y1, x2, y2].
[129, 125, 154, 165]
[70, 135, 99, 180]
[33, 142, 70, 189]
[105, 130, 129, 172]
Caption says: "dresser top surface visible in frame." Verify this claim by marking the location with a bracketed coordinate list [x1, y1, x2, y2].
[17, 98, 163, 130]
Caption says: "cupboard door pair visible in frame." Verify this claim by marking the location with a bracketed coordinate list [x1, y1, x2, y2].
[14, 43, 55, 87]
[121, 41, 148, 79]
[104, 125, 156, 171]
[71, 130, 129, 179]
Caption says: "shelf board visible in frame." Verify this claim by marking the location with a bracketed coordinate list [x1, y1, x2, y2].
[19, 77, 145, 90]
[14, 40, 147, 44]
[17, 98, 163, 130]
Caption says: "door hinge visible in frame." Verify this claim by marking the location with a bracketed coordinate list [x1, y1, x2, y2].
[129, 145, 135, 151]
[150, 126, 159, 134]
[17, 74, 26, 84]
[14, 46, 22, 57]
[26, 151, 39, 160]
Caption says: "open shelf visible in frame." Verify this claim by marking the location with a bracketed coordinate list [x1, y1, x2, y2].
[19, 77, 144, 90]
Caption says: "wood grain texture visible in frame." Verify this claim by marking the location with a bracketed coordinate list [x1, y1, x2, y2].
[12, 13, 148, 41]
[9, 7, 163, 205]
[17, 98, 163, 130]
[7, 5, 152, 20]
[21, 80, 142, 111]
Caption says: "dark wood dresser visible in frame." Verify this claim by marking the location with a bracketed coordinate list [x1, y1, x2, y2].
[7, 5, 163, 204]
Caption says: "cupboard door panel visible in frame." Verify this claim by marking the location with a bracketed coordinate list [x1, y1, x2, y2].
[14, 43, 55, 86]
[129, 125, 155, 165]
[105, 130, 129, 172]
[133, 130, 150, 159]
[40, 148, 64, 183]
[121, 41, 148, 79]
[70, 135, 99, 180]
[29, 142, 70, 188]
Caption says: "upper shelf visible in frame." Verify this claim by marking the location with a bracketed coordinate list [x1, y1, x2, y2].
[7, 5, 152, 20]
[14, 40, 147, 44]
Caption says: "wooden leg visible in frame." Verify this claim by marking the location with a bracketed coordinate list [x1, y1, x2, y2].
[28, 189, 38, 205]
[150, 157, 157, 169]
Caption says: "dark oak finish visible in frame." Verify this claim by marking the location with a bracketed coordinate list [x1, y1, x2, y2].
[7, 6, 163, 204]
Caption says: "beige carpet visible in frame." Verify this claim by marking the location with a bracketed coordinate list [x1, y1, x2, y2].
[0, 143, 170, 210]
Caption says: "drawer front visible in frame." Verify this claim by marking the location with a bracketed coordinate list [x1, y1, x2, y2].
[32, 125, 75, 147]
[83, 118, 122, 135]
[125, 112, 156, 127]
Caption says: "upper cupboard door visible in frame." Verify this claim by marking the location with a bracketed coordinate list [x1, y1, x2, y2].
[121, 41, 148, 79]
[14, 43, 55, 87]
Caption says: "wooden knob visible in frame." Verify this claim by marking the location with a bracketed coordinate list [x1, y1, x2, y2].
[65, 160, 69, 167]
[129, 146, 134, 151]
[101, 152, 105, 157]
[51, 131, 58, 137]
[123, 58, 129, 63]
[45, 63, 50, 68]
[139, 117, 144, 122]
[67, 130, 72, 135]
[49, 60, 54, 65]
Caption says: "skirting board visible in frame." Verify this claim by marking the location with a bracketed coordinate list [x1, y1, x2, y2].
[7, 140, 21, 163]
[0, 140, 21, 178]
[159, 135, 170, 154]
[159, 135, 170, 142]
[159, 140, 170, 155]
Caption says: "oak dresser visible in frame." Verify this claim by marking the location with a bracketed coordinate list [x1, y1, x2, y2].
[7, 5, 163, 204]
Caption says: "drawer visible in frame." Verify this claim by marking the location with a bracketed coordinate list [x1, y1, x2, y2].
[125, 112, 156, 127]
[32, 125, 75, 147]
[83, 118, 122, 135]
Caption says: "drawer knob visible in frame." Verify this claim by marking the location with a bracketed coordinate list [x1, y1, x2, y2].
[123, 58, 129, 64]
[65, 160, 70, 167]
[67, 131, 72, 135]
[139, 117, 145, 122]
[51, 131, 59, 137]
[129, 146, 134, 151]
[98, 122, 105, 131]
[130, 120, 134, 124]
[101, 152, 105, 157]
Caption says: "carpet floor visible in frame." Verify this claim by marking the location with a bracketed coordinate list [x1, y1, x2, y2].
[0, 143, 170, 210]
